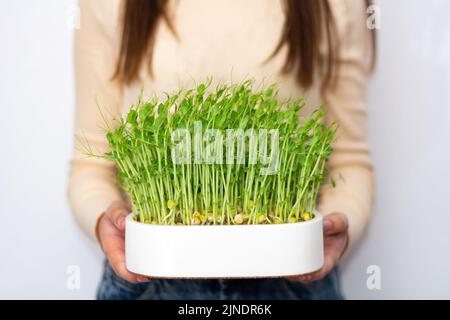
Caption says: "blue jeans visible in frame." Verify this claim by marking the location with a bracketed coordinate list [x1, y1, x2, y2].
[96, 261, 343, 300]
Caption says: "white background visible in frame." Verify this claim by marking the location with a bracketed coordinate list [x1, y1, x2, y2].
[0, 0, 449, 299]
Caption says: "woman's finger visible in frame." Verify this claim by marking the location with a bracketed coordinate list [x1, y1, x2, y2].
[289, 228, 348, 283]
[105, 201, 131, 231]
[102, 234, 147, 283]
[304, 258, 334, 283]
[323, 212, 348, 236]
[297, 242, 339, 283]
[287, 253, 333, 283]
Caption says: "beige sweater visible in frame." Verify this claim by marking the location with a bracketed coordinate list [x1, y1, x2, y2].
[68, 0, 374, 249]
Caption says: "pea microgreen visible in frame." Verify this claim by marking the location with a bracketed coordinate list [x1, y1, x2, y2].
[84, 80, 336, 225]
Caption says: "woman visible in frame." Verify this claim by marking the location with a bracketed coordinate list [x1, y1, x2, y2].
[68, 0, 375, 300]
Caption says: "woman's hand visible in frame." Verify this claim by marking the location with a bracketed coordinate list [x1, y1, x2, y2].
[289, 212, 349, 283]
[97, 200, 150, 283]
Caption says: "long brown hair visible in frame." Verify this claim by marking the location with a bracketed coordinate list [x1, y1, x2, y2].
[114, 0, 375, 88]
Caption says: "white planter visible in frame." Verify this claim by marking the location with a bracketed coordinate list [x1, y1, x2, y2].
[125, 211, 324, 278]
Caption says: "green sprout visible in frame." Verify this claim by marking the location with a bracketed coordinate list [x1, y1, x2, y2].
[83, 80, 336, 225]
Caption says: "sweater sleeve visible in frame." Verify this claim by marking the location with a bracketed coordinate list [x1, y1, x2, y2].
[317, 0, 375, 249]
[67, 0, 124, 242]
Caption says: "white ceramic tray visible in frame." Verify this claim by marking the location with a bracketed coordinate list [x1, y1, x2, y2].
[125, 211, 323, 278]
